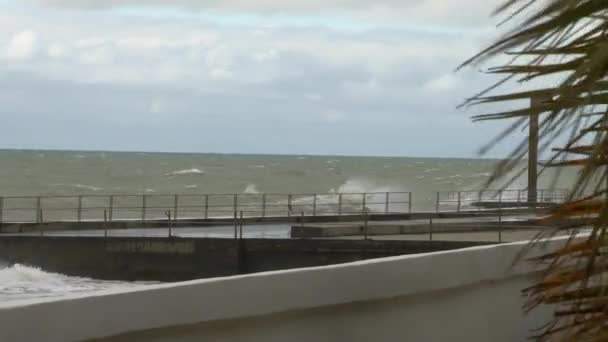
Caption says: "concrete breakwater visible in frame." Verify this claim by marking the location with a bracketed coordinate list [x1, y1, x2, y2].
[291, 217, 548, 238]
[0, 237, 566, 342]
[0, 236, 489, 281]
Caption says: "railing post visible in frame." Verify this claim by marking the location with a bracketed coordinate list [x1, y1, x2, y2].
[77, 196, 83, 222]
[103, 210, 108, 238]
[0, 197, 3, 224]
[261, 194, 266, 218]
[204, 194, 209, 219]
[167, 210, 172, 238]
[498, 190, 503, 209]
[141, 195, 147, 221]
[498, 190, 503, 242]
[363, 209, 369, 240]
[539, 189, 545, 202]
[385, 192, 390, 214]
[36, 197, 41, 223]
[173, 194, 179, 222]
[312, 194, 317, 216]
[338, 193, 343, 215]
[429, 217, 433, 241]
[498, 210, 503, 242]
[108, 195, 114, 222]
[239, 211, 244, 239]
[287, 194, 292, 217]
[435, 192, 440, 213]
[233, 211, 238, 239]
[408, 192, 412, 213]
[362, 193, 366, 212]
[457, 192, 461, 212]
[517, 189, 522, 203]
[233, 194, 238, 216]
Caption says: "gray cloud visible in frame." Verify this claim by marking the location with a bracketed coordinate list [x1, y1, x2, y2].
[0, 0, 528, 157]
[29, 0, 499, 27]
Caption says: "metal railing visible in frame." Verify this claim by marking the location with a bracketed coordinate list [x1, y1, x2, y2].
[0, 188, 569, 224]
[434, 189, 569, 213]
[0, 192, 413, 224]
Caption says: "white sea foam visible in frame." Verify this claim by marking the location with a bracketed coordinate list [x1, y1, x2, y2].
[0, 263, 148, 302]
[164, 168, 205, 177]
[279, 178, 407, 213]
[185, 184, 198, 189]
[244, 184, 260, 194]
[469, 172, 492, 178]
[51, 183, 103, 191]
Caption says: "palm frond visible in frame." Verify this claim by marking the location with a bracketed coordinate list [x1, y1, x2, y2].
[461, 0, 608, 340]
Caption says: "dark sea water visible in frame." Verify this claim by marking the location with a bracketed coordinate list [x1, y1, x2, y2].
[0, 149, 577, 211]
[0, 149, 578, 302]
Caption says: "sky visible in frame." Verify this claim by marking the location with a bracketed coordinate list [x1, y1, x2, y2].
[0, 0, 533, 158]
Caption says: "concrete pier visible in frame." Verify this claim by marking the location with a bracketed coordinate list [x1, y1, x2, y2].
[291, 216, 547, 238]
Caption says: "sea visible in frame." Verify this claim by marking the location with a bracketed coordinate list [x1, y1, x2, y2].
[0, 149, 579, 303]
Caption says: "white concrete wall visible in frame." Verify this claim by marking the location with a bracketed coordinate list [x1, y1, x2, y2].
[0, 238, 566, 342]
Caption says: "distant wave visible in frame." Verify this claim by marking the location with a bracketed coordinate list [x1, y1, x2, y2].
[185, 184, 198, 189]
[469, 172, 492, 178]
[164, 168, 205, 177]
[51, 183, 103, 191]
[243, 184, 260, 194]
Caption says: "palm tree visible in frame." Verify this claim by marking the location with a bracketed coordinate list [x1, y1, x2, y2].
[460, 1, 608, 340]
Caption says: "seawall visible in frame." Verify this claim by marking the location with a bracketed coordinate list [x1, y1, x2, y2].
[0, 237, 566, 342]
[0, 236, 488, 281]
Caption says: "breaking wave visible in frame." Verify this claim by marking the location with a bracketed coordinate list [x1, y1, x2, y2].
[0, 263, 149, 302]
[279, 178, 409, 214]
[164, 168, 205, 177]
[243, 184, 261, 194]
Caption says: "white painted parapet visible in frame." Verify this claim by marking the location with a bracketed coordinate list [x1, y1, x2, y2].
[0, 238, 565, 342]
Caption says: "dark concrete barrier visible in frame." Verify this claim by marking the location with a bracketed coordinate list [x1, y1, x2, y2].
[291, 220, 549, 238]
[0, 236, 490, 282]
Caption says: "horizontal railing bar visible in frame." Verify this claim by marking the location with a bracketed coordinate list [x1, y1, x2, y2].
[0, 191, 414, 199]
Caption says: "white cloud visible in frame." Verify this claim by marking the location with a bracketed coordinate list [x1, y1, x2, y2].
[3, 30, 38, 60]
[423, 73, 461, 93]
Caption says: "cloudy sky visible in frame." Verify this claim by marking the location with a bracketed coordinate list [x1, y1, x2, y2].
[0, 0, 529, 158]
